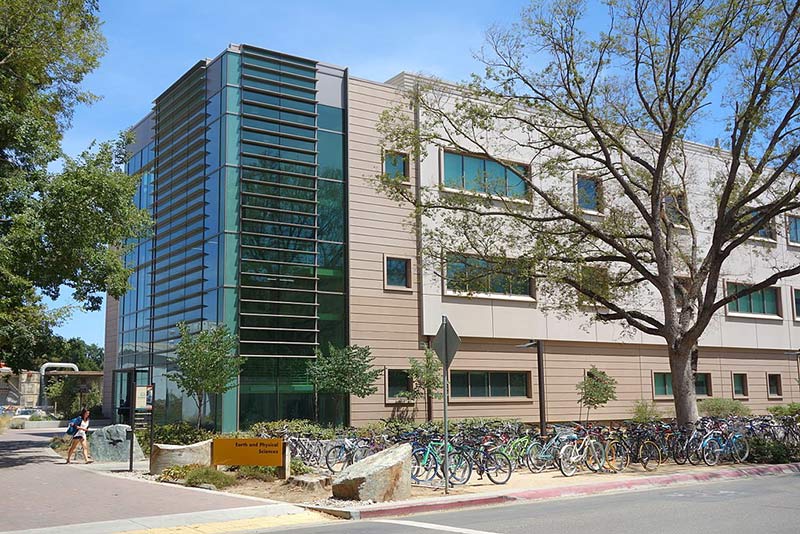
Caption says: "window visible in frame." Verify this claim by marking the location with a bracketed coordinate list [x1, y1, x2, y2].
[576, 175, 602, 212]
[384, 151, 409, 180]
[747, 208, 776, 240]
[385, 256, 412, 289]
[443, 151, 528, 198]
[654, 372, 673, 396]
[794, 288, 800, 319]
[450, 371, 530, 398]
[788, 215, 800, 244]
[726, 283, 780, 316]
[768, 373, 783, 398]
[695, 373, 711, 396]
[446, 254, 533, 297]
[732, 373, 748, 398]
[387, 369, 412, 399]
[664, 193, 688, 226]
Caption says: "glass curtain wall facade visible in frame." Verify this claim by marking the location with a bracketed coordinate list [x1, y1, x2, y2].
[118, 45, 348, 431]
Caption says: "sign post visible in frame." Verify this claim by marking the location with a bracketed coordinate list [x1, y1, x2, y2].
[431, 315, 460, 495]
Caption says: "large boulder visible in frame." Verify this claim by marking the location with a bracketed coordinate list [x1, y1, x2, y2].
[88, 424, 145, 463]
[149, 439, 212, 475]
[332, 443, 411, 502]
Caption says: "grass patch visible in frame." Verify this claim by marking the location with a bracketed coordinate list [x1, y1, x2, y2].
[236, 465, 278, 482]
[184, 466, 237, 489]
[157, 464, 203, 482]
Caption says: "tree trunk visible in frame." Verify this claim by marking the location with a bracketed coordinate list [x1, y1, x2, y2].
[668, 347, 699, 424]
[197, 394, 204, 430]
[426, 388, 433, 422]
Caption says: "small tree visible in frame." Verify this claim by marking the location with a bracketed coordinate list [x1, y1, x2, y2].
[576, 366, 617, 423]
[396, 348, 443, 421]
[308, 344, 381, 428]
[165, 322, 241, 429]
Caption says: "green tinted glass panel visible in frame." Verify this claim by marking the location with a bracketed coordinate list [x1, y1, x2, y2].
[470, 372, 489, 397]
[654, 372, 672, 396]
[388, 369, 410, 398]
[318, 180, 344, 242]
[386, 258, 410, 288]
[695, 373, 709, 396]
[768, 374, 781, 396]
[384, 152, 408, 179]
[225, 114, 240, 166]
[225, 52, 241, 85]
[318, 105, 344, 132]
[444, 152, 463, 188]
[318, 131, 344, 180]
[451, 372, 469, 397]
[464, 155, 484, 192]
[509, 373, 528, 397]
[733, 374, 747, 396]
[489, 372, 509, 397]
[764, 287, 778, 314]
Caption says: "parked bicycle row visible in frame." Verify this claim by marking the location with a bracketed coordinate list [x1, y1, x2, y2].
[257, 415, 800, 485]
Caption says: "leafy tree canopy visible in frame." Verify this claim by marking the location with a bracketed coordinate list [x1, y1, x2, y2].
[0, 0, 151, 372]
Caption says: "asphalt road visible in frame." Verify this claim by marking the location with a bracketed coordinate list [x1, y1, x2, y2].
[274, 474, 800, 534]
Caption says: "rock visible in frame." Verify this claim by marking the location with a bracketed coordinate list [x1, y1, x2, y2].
[149, 439, 212, 475]
[288, 474, 332, 491]
[331, 443, 411, 502]
[88, 424, 145, 463]
[197, 483, 217, 491]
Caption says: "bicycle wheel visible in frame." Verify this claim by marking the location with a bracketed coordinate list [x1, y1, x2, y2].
[585, 440, 605, 472]
[558, 443, 579, 477]
[731, 435, 749, 463]
[672, 438, 688, 465]
[352, 445, 372, 464]
[639, 440, 661, 471]
[485, 451, 513, 485]
[686, 436, 703, 466]
[604, 440, 630, 473]
[702, 439, 722, 466]
[446, 450, 473, 485]
[525, 441, 547, 473]
[325, 445, 348, 473]
[411, 448, 438, 483]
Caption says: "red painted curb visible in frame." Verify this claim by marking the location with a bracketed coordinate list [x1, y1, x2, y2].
[324, 462, 800, 520]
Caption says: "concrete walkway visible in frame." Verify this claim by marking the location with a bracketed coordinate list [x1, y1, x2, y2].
[0, 428, 320, 533]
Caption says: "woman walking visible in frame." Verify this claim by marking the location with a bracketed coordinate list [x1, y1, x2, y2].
[66, 409, 93, 464]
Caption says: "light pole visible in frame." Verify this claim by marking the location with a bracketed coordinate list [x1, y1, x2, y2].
[517, 340, 546, 437]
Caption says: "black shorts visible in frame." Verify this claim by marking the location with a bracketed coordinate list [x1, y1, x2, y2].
[72, 435, 85, 441]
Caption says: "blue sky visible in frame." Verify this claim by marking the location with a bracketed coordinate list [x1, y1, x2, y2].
[54, 0, 530, 345]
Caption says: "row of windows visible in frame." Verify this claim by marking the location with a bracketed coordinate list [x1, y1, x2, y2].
[387, 369, 530, 399]
[653, 372, 785, 398]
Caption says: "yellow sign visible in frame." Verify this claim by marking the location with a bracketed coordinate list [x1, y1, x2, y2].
[212, 438, 284, 466]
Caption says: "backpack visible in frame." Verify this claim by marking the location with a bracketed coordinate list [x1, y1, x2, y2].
[66, 416, 81, 436]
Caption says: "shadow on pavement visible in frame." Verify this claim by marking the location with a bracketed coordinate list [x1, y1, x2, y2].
[0, 438, 58, 468]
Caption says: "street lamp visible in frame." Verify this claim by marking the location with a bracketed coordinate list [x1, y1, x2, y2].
[517, 339, 547, 437]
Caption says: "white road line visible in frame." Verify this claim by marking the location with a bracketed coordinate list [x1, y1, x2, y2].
[371, 519, 500, 534]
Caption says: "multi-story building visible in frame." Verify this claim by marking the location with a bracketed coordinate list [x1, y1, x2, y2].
[104, 44, 800, 431]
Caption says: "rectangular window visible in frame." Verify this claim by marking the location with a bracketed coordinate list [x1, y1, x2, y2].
[385, 257, 412, 289]
[446, 254, 533, 297]
[695, 373, 711, 396]
[795, 288, 800, 319]
[733, 373, 748, 397]
[748, 208, 776, 240]
[654, 372, 673, 397]
[789, 215, 800, 244]
[664, 193, 687, 226]
[449, 371, 530, 398]
[384, 151, 409, 180]
[726, 283, 780, 316]
[387, 369, 412, 398]
[768, 373, 783, 397]
[442, 151, 528, 198]
[576, 176, 602, 212]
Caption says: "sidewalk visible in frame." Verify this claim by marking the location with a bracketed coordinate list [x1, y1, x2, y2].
[306, 461, 800, 519]
[0, 428, 327, 533]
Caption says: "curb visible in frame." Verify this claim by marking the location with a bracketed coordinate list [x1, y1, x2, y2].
[305, 462, 800, 520]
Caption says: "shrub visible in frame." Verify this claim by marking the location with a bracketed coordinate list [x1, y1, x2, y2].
[184, 466, 237, 489]
[9, 418, 24, 429]
[748, 437, 800, 464]
[153, 422, 214, 446]
[698, 398, 751, 417]
[248, 419, 335, 440]
[157, 464, 203, 482]
[631, 399, 662, 423]
[0, 414, 10, 433]
[767, 403, 800, 418]
[290, 458, 312, 475]
[49, 436, 71, 451]
[235, 465, 278, 482]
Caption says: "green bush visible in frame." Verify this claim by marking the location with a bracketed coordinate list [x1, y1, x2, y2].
[154, 422, 214, 446]
[29, 414, 56, 422]
[748, 437, 800, 464]
[9, 418, 24, 429]
[184, 466, 237, 489]
[290, 458, 312, 475]
[698, 398, 751, 417]
[235, 465, 278, 482]
[50, 435, 71, 451]
[631, 399, 662, 423]
[157, 464, 203, 482]
[767, 403, 800, 418]
[0, 414, 11, 433]
[248, 419, 335, 440]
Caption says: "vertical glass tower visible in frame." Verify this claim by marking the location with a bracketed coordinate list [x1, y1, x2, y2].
[116, 45, 348, 431]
